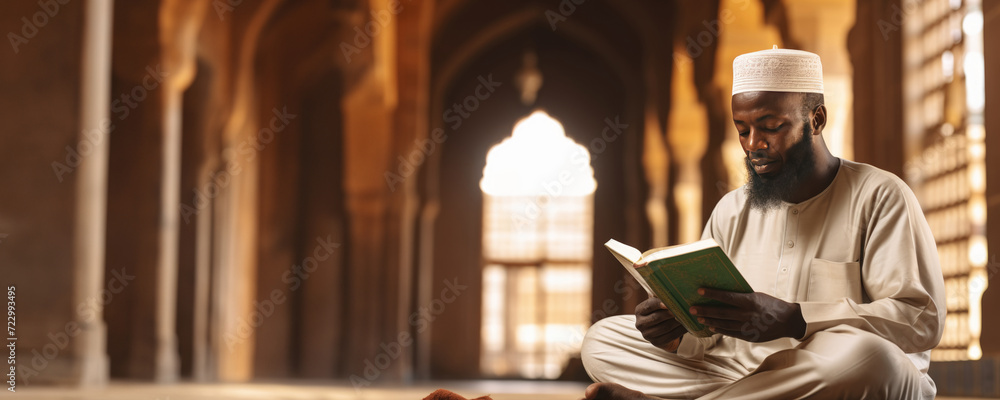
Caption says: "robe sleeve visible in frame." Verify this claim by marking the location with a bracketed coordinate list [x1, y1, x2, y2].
[797, 178, 946, 353]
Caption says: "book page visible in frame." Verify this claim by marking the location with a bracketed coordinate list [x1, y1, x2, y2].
[604, 239, 655, 297]
[645, 238, 719, 261]
[604, 239, 642, 264]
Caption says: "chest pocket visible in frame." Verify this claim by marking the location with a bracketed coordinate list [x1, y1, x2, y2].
[805, 258, 863, 303]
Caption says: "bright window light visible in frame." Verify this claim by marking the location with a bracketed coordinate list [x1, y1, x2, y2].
[480, 110, 595, 379]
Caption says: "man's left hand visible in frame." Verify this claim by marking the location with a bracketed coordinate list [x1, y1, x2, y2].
[690, 288, 806, 342]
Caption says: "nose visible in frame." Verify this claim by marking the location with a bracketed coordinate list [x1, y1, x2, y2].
[745, 128, 768, 153]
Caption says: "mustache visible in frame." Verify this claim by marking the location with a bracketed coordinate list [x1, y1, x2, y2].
[747, 149, 770, 160]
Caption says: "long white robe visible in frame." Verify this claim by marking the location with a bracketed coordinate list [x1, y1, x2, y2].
[582, 159, 946, 399]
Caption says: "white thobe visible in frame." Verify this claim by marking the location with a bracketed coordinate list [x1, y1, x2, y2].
[582, 159, 947, 399]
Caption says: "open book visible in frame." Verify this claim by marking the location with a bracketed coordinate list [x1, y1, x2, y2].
[604, 238, 754, 337]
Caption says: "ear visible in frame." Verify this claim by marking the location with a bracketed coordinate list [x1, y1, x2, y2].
[811, 104, 827, 135]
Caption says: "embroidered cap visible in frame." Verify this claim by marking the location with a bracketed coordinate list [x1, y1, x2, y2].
[733, 45, 824, 95]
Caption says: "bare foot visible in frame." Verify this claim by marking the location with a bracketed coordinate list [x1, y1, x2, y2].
[583, 383, 662, 400]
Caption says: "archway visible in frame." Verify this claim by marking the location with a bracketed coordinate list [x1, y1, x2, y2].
[423, 13, 651, 378]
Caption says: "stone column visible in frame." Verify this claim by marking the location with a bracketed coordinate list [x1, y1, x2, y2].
[71, 0, 114, 386]
[979, 0, 1000, 355]
[153, 0, 207, 382]
[210, 0, 283, 381]
[848, 0, 905, 175]
[0, 0, 111, 386]
[104, 0, 202, 381]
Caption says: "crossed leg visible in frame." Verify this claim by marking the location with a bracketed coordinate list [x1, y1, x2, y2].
[581, 315, 745, 399]
[581, 315, 934, 400]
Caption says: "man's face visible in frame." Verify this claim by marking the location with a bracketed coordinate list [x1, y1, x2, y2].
[732, 91, 816, 210]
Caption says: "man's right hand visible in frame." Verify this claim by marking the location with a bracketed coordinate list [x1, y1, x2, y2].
[635, 297, 684, 352]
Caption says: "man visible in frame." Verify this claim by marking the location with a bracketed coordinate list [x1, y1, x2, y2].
[580, 47, 946, 399]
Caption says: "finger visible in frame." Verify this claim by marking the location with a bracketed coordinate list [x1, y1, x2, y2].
[698, 288, 752, 306]
[635, 311, 680, 333]
[696, 316, 747, 332]
[703, 325, 765, 342]
[704, 318, 774, 342]
[690, 305, 745, 321]
[637, 316, 682, 337]
[645, 325, 686, 347]
[584, 383, 600, 400]
[635, 297, 671, 316]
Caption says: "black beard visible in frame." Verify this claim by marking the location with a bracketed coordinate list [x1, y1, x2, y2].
[744, 126, 815, 212]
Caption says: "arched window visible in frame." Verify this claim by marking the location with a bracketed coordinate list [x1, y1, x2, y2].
[479, 111, 596, 378]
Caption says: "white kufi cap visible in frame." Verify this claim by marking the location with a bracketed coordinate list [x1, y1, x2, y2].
[733, 45, 823, 95]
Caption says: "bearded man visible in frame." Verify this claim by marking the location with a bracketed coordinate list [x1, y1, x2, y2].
[580, 47, 946, 400]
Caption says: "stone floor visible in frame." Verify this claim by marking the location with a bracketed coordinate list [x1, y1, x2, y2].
[10, 380, 997, 399]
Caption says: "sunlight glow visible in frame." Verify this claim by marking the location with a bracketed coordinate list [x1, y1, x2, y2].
[480, 111, 596, 196]
[480, 110, 595, 379]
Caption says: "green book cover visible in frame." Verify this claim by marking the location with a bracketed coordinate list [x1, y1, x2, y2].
[604, 238, 754, 338]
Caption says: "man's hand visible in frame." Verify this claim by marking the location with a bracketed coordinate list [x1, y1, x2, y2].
[635, 297, 684, 352]
[690, 288, 806, 342]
